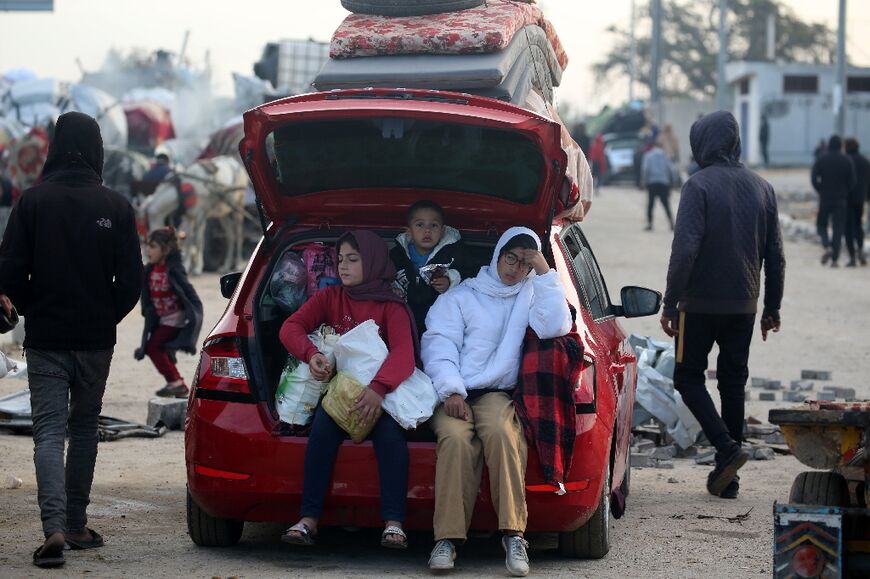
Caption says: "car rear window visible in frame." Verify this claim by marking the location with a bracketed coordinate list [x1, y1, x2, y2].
[266, 117, 545, 203]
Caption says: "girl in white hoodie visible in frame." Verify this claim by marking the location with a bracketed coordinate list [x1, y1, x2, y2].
[421, 226, 572, 577]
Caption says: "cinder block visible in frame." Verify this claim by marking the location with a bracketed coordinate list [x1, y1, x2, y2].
[764, 380, 783, 391]
[633, 438, 656, 453]
[815, 391, 836, 401]
[146, 398, 188, 430]
[783, 391, 807, 403]
[759, 392, 776, 401]
[802, 370, 832, 381]
[751, 377, 769, 388]
[651, 445, 678, 460]
[822, 386, 856, 400]
[630, 453, 652, 468]
[651, 459, 675, 469]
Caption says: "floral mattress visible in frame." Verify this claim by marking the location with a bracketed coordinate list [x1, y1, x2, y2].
[330, 0, 568, 72]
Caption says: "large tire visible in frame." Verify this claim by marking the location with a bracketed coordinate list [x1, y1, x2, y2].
[559, 462, 611, 559]
[187, 490, 244, 547]
[341, 0, 483, 17]
[789, 471, 850, 507]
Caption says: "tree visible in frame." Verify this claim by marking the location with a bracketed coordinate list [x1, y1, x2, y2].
[592, 0, 836, 99]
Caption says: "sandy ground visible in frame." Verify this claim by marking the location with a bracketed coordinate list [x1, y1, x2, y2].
[1, 176, 868, 578]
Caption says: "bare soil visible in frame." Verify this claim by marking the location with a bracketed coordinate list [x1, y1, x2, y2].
[1, 177, 867, 578]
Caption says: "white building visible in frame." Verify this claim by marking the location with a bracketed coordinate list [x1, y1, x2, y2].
[726, 61, 870, 166]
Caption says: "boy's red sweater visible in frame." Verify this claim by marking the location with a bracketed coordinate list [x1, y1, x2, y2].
[279, 285, 415, 398]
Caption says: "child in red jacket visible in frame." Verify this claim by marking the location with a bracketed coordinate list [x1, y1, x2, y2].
[279, 230, 417, 550]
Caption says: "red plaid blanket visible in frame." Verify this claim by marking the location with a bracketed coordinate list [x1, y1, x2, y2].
[512, 326, 583, 489]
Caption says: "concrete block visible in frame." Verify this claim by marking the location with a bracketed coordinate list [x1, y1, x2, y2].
[651, 445, 678, 460]
[815, 391, 836, 401]
[751, 377, 769, 388]
[651, 459, 675, 469]
[630, 453, 652, 468]
[759, 392, 776, 402]
[822, 386, 856, 400]
[763, 380, 783, 391]
[632, 438, 656, 453]
[146, 397, 188, 430]
[802, 370, 832, 381]
[783, 391, 807, 403]
[790, 380, 814, 391]
[694, 452, 716, 465]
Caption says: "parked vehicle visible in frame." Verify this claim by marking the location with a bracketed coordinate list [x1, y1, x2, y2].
[185, 88, 661, 558]
[601, 132, 641, 185]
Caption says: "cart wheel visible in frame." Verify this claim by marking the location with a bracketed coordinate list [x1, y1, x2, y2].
[788, 471, 850, 507]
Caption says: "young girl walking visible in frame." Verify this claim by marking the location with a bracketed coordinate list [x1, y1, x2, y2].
[135, 227, 203, 398]
[279, 230, 417, 550]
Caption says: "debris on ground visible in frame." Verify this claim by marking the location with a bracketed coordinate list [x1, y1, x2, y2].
[4, 475, 23, 489]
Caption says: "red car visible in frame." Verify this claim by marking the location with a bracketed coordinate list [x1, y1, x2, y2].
[185, 88, 661, 558]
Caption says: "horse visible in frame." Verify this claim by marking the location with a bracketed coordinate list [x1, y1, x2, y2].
[138, 155, 248, 276]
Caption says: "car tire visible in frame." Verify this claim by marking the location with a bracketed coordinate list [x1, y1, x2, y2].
[187, 489, 244, 546]
[559, 461, 611, 559]
[340, 0, 484, 17]
[789, 471, 850, 507]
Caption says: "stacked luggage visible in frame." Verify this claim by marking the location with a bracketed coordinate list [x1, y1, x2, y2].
[315, 0, 567, 105]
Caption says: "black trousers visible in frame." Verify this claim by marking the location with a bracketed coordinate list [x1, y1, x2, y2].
[673, 312, 755, 455]
[817, 200, 847, 262]
[647, 183, 674, 228]
[845, 202, 866, 261]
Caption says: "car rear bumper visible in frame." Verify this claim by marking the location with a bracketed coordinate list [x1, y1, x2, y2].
[187, 399, 608, 532]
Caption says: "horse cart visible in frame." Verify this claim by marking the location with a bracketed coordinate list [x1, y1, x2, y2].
[769, 402, 870, 578]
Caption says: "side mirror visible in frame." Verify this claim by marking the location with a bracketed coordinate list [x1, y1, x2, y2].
[220, 272, 243, 299]
[616, 286, 662, 318]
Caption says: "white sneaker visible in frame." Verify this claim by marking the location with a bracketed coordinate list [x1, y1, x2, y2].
[428, 539, 456, 571]
[502, 535, 530, 577]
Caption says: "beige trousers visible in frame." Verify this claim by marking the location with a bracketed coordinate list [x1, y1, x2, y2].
[431, 391, 528, 541]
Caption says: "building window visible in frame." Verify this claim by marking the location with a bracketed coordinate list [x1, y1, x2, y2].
[847, 76, 870, 93]
[783, 75, 818, 94]
[739, 78, 750, 95]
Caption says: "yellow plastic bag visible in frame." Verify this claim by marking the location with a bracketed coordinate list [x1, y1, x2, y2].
[321, 372, 380, 443]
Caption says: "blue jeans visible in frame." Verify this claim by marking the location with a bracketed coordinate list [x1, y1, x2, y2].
[26, 349, 114, 537]
[301, 405, 408, 522]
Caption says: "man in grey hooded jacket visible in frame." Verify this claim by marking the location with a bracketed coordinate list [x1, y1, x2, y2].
[661, 111, 785, 499]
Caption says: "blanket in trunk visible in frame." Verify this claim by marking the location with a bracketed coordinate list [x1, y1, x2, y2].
[512, 326, 583, 492]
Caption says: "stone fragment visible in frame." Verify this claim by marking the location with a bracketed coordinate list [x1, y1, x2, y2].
[751, 377, 769, 388]
[630, 453, 652, 468]
[790, 380, 814, 391]
[782, 391, 807, 403]
[146, 398, 188, 431]
[801, 370, 832, 381]
[759, 392, 776, 401]
[762, 431, 786, 445]
[763, 380, 782, 391]
[752, 447, 775, 460]
[815, 391, 836, 401]
[651, 459, 675, 469]
[633, 438, 656, 453]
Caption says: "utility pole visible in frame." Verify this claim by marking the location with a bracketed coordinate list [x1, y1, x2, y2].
[834, 0, 847, 137]
[716, 0, 728, 111]
[629, 0, 637, 102]
[650, 0, 661, 116]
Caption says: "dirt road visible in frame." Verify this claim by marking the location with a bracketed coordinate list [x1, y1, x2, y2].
[1, 179, 867, 578]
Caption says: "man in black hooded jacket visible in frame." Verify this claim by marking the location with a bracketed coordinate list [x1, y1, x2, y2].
[0, 112, 143, 567]
[811, 135, 856, 267]
[661, 111, 785, 499]
[844, 138, 869, 266]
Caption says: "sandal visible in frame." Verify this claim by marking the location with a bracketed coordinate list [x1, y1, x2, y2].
[65, 528, 104, 550]
[281, 522, 315, 547]
[381, 525, 408, 550]
[33, 543, 65, 568]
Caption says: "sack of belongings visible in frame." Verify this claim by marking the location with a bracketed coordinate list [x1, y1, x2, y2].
[276, 325, 339, 426]
[323, 320, 438, 439]
[271, 251, 308, 313]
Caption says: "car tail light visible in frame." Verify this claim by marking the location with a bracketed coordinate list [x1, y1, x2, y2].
[194, 338, 251, 394]
[791, 544, 826, 578]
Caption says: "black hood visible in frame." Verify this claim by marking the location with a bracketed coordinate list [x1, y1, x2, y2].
[828, 135, 842, 152]
[689, 111, 743, 169]
[41, 111, 104, 179]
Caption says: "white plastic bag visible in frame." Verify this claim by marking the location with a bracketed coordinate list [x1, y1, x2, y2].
[383, 368, 438, 429]
[333, 320, 437, 430]
[275, 326, 338, 425]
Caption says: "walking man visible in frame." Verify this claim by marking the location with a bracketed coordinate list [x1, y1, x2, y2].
[641, 138, 677, 231]
[661, 111, 785, 499]
[0, 112, 143, 568]
[844, 138, 869, 266]
[811, 135, 856, 267]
